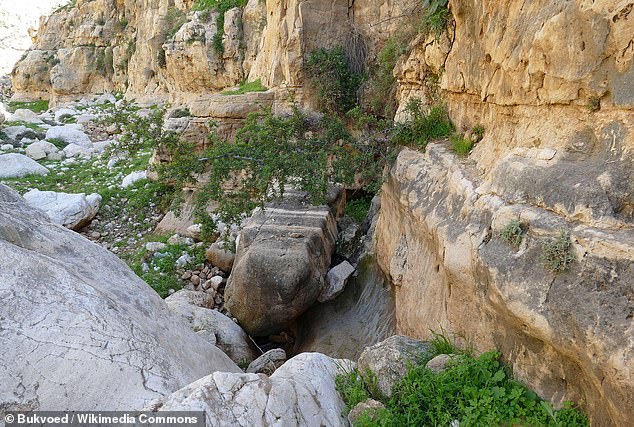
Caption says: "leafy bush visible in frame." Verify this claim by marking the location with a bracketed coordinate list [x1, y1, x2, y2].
[500, 219, 526, 249]
[422, 0, 451, 39]
[336, 369, 371, 413]
[221, 79, 268, 95]
[449, 134, 474, 155]
[542, 229, 576, 273]
[306, 46, 364, 116]
[365, 37, 408, 118]
[345, 197, 372, 223]
[353, 351, 588, 427]
[392, 98, 454, 148]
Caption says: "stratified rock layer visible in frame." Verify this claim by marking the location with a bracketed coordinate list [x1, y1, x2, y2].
[0, 184, 240, 413]
[375, 147, 634, 427]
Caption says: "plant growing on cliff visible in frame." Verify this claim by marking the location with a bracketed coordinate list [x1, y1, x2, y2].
[193, 0, 248, 54]
[541, 229, 576, 273]
[421, 0, 451, 39]
[391, 98, 454, 148]
[500, 219, 526, 250]
[306, 46, 364, 116]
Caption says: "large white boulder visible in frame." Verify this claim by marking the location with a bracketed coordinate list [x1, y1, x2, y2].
[63, 143, 93, 158]
[122, 170, 147, 188]
[0, 184, 240, 412]
[0, 153, 49, 178]
[25, 140, 58, 160]
[11, 108, 44, 124]
[150, 352, 353, 427]
[45, 125, 91, 147]
[23, 189, 102, 230]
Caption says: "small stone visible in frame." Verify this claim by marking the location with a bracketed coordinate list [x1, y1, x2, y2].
[425, 354, 457, 374]
[204, 288, 217, 298]
[191, 275, 201, 286]
[168, 289, 176, 296]
[289, 232, 304, 238]
[181, 271, 192, 280]
[208, 276, 223, 290]
[90, 231, 101, 239]
[145, 242, 167, 252]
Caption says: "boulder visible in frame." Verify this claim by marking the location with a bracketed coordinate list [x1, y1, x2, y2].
[205, 241, 235, 272]
[63, 143, 93, 158]
[11, 108, 44, 124]
[246, 348, 287, 375]
[0, 184, 240, 412]
[122, 170, 147, 188]
[348, 399, 386, 426]
[23, 189, 102, 230]
[149, 353, 353, 427]
[357, 335, 432, 400]
[3, 125, 40, 141]
[0, 153, 49, 178]
[54, 107, 79, 122]
[164, 289, 215, 309]
[319, 260, 355, 303]
[45, 125, 91, 147]
[225, 189, 340, 336]
[25, 140, 58, 160]
[166, 290, 259, 364]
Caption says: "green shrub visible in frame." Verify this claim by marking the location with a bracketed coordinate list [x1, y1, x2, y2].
[587, 96, 601, 112]
[221, 79, 268, 95]
[542, 229, 576, 273]
[345, 197, 372, 223]
[392, 98, 454, 148]
[472, 124, 485, 141]
[422, 0, 451, 39]
[336, 369, 371, 414]
[450, 133, 474, 155]
[500, 219, 526, 249]
[306, 46, 364, 116]
[47, 138, 68, 150]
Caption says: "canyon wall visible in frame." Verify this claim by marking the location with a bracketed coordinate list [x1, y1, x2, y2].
[9, 0, 634, 425]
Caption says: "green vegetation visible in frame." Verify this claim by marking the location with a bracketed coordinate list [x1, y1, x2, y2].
[587, 96, 601, 113]
[306, 46, 364, 116]
[7, 100, 49, 113]
[124, 236, 206, 298]
[422, 0, 451, 39]
[54, 0, 77, 13]
[392, 99, 454, 149]
[337, 333, 588, 427]
[541, 229, 576, 273]
[193, 0, 248, 54]
[472, 124, 485, 142]
[366, 36, 408, 118]
[47, 138, 68, 150]
[221, 79, 268, 95]
[500, 219, 526, 250]
[450, 134, 474, 155]
[345, 197, 372, 223]
[164, 7, 187, 39]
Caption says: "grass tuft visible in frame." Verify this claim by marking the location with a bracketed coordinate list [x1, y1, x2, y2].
[221, 79, 268, 95]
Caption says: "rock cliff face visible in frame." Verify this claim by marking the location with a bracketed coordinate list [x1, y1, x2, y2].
[9, 0, 634, 425]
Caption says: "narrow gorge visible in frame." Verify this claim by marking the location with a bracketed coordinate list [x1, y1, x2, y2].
[1, 0, 633, 426]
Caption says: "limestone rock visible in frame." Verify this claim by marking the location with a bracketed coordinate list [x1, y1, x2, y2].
[0, 153, 49, 178]
[25, 140, 58, 160]
[375, 147, 634, 426]
[225, 189, 339, 336]
[11, 109, 44, 124]
[0, 184, 240, 412]
[3, 125, 40, 142]
[45, 125, 91, 147]
[357, 335, 432, 400]
[149, 353, 353, 427]
[319, 260, 356, 303]
[23, 189, 102, 230]
[121, 170, 147, 188]
[63, 143, 93, 158]
[246, 348, 287, 375]
[205, 241, 235, 272]
[166, 291, 259, 364]
[348, 399, 386, 426]
[164, 289, 215, 310]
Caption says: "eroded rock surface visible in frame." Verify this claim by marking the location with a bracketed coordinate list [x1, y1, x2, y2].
[149, 352, 353, 427]
[225, 189, 340, 336]
[375, 147, 634, 426]
[0, 184, 240, 413]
